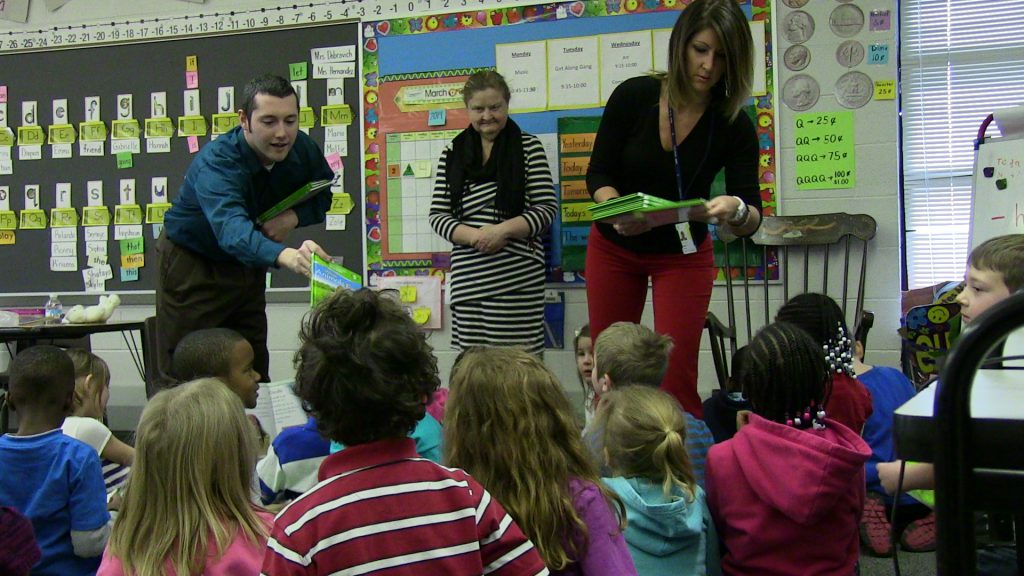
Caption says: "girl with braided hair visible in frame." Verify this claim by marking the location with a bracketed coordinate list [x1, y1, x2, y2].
[705, 322, 871, 575]
[775, 292, 874, 434]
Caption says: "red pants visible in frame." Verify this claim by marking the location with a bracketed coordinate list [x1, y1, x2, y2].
[585, 226, 714, 417]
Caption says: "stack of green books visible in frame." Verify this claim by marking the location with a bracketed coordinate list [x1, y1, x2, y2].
[585, 193, 704, 226]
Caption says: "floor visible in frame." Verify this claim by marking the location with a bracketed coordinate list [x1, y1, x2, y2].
[860, 550, 936, 575]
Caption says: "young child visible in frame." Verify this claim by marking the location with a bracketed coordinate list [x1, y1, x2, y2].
[574, 324, 596, 423]
[258, 409, 444, 505]
[170, 327, 261, 409]
[877, 234, 1024, 556]
[585, 321, 714, 488]
[98, 378, 272, 576]
[775, 292, 874, 434]
[701, 345, 753, 444]
[0, 506, 42, 576]
[62, 349, 133, 503]
[705, 322, 871, 575]
[261, 289, 546, 575]
[852, 328, 930, 557]
[597, 386, 721, 576]
[0, 345, 110, 575]
[446, 346, 638, 576]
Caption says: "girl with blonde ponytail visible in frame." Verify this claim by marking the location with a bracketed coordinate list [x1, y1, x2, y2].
[597, 386, 720, 576]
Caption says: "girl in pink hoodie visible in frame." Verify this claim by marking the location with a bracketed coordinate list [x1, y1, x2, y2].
[705, 322, 871, 576]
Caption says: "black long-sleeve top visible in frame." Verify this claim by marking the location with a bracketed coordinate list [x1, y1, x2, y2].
[586, 76, 760, 252]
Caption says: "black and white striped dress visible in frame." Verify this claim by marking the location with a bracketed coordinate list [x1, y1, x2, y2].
[429, 132, 557, 354]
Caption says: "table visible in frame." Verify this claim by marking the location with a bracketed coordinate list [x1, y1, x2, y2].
[1, 320, 145, 431]
[894, 370, 1024, 470]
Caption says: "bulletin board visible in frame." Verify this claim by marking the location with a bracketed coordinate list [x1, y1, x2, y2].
[0, 21, 362, 297]
[361, 0, 777, 284]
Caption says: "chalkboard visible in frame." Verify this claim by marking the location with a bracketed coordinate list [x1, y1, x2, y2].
[0, 20, 361, 297]
[971, 135, 1024, 249]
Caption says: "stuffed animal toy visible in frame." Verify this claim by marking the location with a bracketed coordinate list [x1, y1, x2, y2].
[64, 294, 121, 324]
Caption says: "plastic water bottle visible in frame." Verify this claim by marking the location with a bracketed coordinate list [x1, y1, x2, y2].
[44, 293, 63, 322]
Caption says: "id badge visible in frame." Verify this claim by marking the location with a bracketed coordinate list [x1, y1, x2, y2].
[675, 222, 697, 254]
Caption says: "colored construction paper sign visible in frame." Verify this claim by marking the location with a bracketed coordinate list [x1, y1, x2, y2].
[289, 62, 308, 81]
[187, 135, 199, 153]
[120, 237, 144, 255]
[120, 267, 139, 282]
[116, 152, 133, 169]
[794, 111, 856, 190]
[185, 71, 199, 89]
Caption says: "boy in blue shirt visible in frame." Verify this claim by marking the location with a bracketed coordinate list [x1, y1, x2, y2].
[0, 345, 109, 575]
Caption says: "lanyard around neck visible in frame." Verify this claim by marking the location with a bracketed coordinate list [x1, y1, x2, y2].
[667, 107, 686, 201]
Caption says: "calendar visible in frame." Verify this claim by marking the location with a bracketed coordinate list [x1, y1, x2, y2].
[382, 130, 457, 258]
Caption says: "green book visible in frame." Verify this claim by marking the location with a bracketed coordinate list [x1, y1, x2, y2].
[257, 179, 334, 225]
[310, 254, 362, 308]
[586, 193, 704, 226]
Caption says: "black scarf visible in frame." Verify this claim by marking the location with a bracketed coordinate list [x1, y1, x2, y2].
[445, 118, 525, 220]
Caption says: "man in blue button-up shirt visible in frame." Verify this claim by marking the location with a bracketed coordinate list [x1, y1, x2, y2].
[155, 75, 335, 389]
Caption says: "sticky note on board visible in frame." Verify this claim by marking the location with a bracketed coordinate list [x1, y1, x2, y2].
[187, 135, 199, 153]
[289, 62, 308, 81]
[412, 160, 432, 178]
[0, 86, 7, 103]
[116, 152, 133, 169]
[185, 55, 198, 72]
[874, 80, 896, 100]
[121, 253, 145, 268]
[868, 44, 889, 65]
[412, 308, 431, 325]
[326, 152, 343, 173]
[120, 267, 139, 282]
[399, 285, 418, 302]
[185, 71, 199, 89]
[0, 230, 14, 245]
[869, 10, 891, 31]
[427, 109, 447, 126]
[120, 237, 144, 255]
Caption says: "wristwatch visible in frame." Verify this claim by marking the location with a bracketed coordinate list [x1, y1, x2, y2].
[727, 196, 749, 226]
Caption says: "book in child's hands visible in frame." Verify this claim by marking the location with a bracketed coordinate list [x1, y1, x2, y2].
[257, 179, 334, 225]
[310, 254, 362, 307]
[246, 379, 307, 440]
[585, 193, 705, 227]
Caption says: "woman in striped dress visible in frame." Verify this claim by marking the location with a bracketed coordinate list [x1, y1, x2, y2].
[430, 71, 557, 355]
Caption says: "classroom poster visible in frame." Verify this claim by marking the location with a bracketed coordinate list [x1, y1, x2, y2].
[363, 0, 776, 284]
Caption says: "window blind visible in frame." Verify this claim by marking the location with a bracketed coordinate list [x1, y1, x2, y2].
[901, 0, 1024, 288]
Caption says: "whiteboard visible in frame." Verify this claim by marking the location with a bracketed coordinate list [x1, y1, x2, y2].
[971, 136, 1024, 249]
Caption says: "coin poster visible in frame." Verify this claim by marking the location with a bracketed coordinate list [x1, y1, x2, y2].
[794, 111, 856, 190]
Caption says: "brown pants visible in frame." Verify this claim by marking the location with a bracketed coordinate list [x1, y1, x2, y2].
[155, 234, 269, 395]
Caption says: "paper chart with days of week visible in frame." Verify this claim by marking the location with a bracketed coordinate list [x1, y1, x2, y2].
[0, 0, 512, 53]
